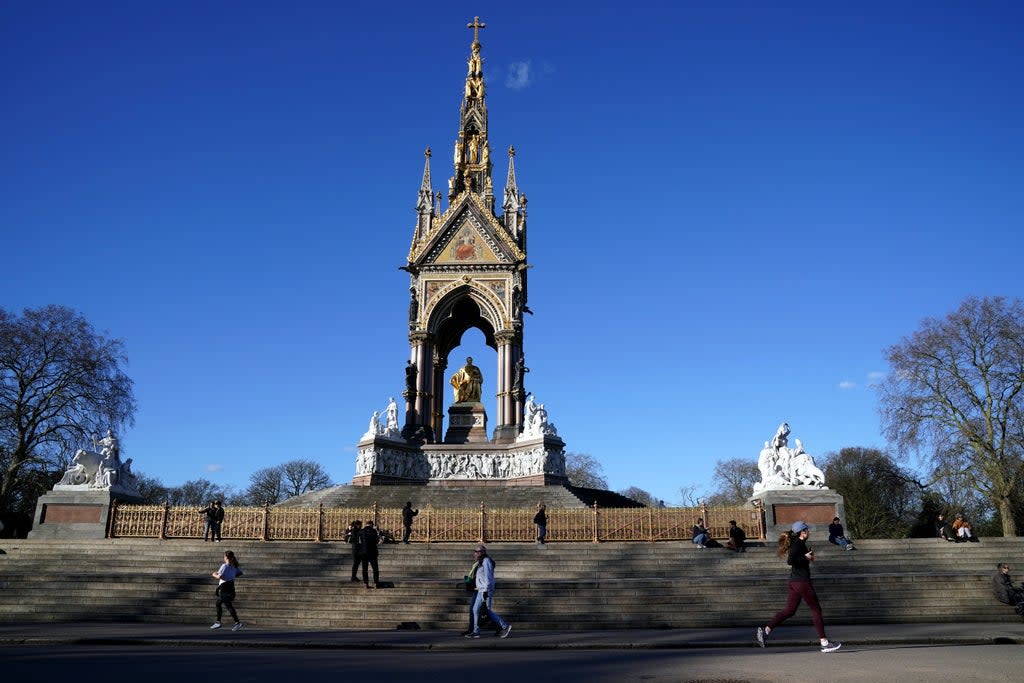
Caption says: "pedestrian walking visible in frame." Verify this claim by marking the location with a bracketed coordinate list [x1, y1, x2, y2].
[756, 521, 841, 653]
[534, 503, 547, 544]
[464, 545, 512, 639]
[401, 502, 419, 544]
[210, 550, 244, 631]
[359, 520, 381, 589]
[345, 520, 363, 582]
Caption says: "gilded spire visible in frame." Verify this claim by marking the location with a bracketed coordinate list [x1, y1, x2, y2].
[416, 147, 433, 212]
[503, 145, 519, 212]
[449, 17, 491, 204]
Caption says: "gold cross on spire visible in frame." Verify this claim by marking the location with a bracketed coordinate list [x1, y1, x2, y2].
[467, 16, 486, 43]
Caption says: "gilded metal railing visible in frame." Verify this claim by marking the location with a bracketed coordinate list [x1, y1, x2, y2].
[109, 501, 764, 542]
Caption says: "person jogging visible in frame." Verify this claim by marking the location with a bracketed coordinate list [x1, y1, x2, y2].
[757, 521, 841, 653]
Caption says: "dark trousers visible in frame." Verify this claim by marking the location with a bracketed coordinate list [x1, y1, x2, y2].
[403, 525, 412, 543]
[361, 555, 379, 586]
[351, 551, 361, 580]
[215, 583, 239, 623]
[767, 580, 826, 639]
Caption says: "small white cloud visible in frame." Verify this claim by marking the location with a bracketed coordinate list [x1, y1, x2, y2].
[506, 61, 532, 90]
[205, 464, 224, 473]
[838, 381, 856, 390]
[867, 371, 885, 381]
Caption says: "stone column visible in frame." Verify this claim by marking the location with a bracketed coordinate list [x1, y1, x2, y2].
[432, 349, 448, 443]
[492, 331, 518, 443]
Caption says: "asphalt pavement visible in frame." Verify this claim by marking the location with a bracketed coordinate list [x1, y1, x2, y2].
[1, 620, 1023, 651]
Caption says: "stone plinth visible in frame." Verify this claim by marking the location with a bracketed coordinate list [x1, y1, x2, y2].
[443, 402, 488, 444]
[29, 488, 142, 540]
[749, 488, 845, 539]
[352, 434, 567, 486]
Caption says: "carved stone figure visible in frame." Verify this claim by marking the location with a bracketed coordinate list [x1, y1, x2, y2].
[450, 356, 483, 403]
[520, 394, 558, 440]
[771, 422, 790, 451]
[363, 411, 381, 440]
[512, 355, 529, 396]
[405, 360, 417, 394]
[94, 429, 119, 459]
[57, 449, 100, 486]
[753, 423, 828, 493]
[408, 288, 418, 325]
[384, 397, 400, 436]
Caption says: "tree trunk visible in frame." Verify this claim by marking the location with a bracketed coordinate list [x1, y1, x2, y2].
[997, 494, 1018, 537]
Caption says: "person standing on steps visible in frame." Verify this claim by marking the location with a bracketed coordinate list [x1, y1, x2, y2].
[211, 500, 225, 542]
[359, 520, 381, 589]
[345, 520, 363, 582]
[533, 503, 547, 544]
[200, 501, 218, 542]
[465, 545, 512, 639]
[401, 502, 419, 544]
[210, 550, 244, 631]
[756, 521, 841, 653]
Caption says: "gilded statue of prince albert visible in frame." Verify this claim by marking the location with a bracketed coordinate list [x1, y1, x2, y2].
[450, 357, 483, 403]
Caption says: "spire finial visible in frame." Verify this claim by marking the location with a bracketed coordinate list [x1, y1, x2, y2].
[425, 147, 432, 158]
[467, 16, 486, 44]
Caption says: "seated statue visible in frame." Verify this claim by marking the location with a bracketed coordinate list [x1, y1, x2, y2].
[450, 357, 483, 403]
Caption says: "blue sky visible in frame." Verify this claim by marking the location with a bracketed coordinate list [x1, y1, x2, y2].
[3, 2, 1022, 505]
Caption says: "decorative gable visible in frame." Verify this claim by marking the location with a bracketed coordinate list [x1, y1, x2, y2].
[411, 192, 524, 268]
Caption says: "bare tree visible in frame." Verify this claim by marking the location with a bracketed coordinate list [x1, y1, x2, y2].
[166, 478, 229, 507]
[704, 458, 760, 505]
[280, 459, 332, 498]
[245, 466, 285, 505]
[618, 486, 658, 507]
[245, 459, 332, 504]
[0, 305, 136, 516]
[564, 452, 608, 489]
[878, 296, 1024, 536]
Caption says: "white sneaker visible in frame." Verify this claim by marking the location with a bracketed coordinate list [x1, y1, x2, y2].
[209, 622, 222, 630]
[821, 640, 842, 653]
[232, 622, 245, 632]
[499, 624, 512, 639]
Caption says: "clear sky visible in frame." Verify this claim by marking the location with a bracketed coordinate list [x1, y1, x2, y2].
[3, 2, 1022, 505]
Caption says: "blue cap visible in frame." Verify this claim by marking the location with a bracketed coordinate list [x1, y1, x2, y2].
[791, 521, 809, 533]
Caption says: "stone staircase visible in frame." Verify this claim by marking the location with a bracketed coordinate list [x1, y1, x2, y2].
[1, 537, 1020, 630]
[277, 483, 642, 509]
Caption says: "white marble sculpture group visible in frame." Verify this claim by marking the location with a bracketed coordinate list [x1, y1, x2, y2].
[518, 394, 558, 440]
[55, 430, 141, 495]
[362, 397, 402, 441]
[753, 422, 828, 493]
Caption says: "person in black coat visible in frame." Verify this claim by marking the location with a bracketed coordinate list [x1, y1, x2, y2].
[533, 503, 547, 544]
[726, 520, 746, 552]
[345, 520, 363, 582]
[401, 502, 419, 544]
[993, 563, 1024, 617]
[359, 520, 381, 589]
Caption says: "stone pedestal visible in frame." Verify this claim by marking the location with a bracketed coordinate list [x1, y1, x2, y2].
[29, 487, 142, 540]
[749, 488, 845, 539]
[444, 402, 488, 444]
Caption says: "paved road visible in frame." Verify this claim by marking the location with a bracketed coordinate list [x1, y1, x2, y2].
[5, 641, 1024, 682]
[3, 621, 1023, 682]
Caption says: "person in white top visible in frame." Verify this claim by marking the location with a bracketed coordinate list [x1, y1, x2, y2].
[465, 545, 512, 639]
[210, 550, 244, 631]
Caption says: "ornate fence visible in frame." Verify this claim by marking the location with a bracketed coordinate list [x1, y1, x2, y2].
[110, 502, 764, 542]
